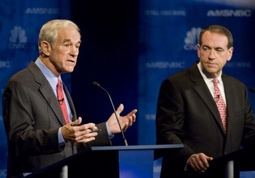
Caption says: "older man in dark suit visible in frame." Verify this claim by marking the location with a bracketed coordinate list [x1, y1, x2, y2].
[2, 19, 137, 178]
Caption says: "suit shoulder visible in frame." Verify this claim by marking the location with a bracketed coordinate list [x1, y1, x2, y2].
[8, 62, 40, 82]
[223, 74, 246, 87]
[163, 66, 196, 88]
[5, 62, 41, 90]
[8, 67, 31, 83]
[165, 68, 189, 80]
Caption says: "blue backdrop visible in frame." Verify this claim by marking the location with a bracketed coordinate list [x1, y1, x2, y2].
[1, 0, 255, 178]
[0, 1, 71, 177]
[138, 0, 255, 144]
[137, 0, 255, 177]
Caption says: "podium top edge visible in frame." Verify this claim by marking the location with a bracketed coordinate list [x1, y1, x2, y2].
[91, 144, 184, 151]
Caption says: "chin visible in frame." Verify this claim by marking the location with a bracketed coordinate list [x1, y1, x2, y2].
[66, 66, 75, 72]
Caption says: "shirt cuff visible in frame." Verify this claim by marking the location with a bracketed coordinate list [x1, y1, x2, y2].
[106, 122, 114, 139]
[58, 127, 66, 147]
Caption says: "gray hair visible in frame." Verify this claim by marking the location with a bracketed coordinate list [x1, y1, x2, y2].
[38, 19, 80, 54]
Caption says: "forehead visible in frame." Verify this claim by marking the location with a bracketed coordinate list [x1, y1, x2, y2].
[57, 27, 81, 43]
[201, 31, 228, 48]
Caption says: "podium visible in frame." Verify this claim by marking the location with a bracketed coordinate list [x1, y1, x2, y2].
[26, 144, 183, 178]
[207, 147, 255, 178]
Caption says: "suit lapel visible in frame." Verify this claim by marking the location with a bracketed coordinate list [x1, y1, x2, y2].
[40, 83, 66, 125]
[222, 74, 234, 135]
[28, 62, 67, 125]
[189, 64, 226, 133]
[63, 84, 77, 122]
[192, 80, 223, 125]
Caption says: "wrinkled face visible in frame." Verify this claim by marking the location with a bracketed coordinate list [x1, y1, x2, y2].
[42, 26, 81, 76]
[197, 31, 233, 78]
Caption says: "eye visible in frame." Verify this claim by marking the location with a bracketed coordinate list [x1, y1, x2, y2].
[202, 46, 209, 51]
[216, 48, 223, 52]
[64, 43, 71, 47]
[75, 44, 80, 49]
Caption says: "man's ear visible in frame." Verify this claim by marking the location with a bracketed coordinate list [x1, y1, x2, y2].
[197, 44, 201, 58]
[40, 41, 51, 57]
[227, 47, 234, 62]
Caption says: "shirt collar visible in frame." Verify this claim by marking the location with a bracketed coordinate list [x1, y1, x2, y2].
[35, 58, 62, 90]
[197, 62, 223, 85]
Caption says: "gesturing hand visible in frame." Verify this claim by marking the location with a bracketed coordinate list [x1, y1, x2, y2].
[62, 117, 98, 143]
[107, 103, 137, 134]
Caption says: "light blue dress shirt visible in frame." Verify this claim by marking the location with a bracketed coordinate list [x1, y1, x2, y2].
[35, 58, 70, 144]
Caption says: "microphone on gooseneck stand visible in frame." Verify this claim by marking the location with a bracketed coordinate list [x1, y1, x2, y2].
[92, 81, 128, 146]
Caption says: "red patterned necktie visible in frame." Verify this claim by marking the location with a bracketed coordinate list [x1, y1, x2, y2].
[56, 79, 69, 124]
[212, 78, 227, 133]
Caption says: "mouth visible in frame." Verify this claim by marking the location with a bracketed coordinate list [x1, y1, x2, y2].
[206, 62, 217, 67]
[66, 60, 76, 64]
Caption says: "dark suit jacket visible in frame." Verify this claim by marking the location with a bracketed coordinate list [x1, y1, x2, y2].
[2, 61, 111, 178]
[156, 63, 255, 178]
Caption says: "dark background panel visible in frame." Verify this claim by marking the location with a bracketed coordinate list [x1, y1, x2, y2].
[70, 1, 139, 145]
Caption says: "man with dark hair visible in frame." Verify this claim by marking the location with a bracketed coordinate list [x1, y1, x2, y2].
[156, 25, 255, 178]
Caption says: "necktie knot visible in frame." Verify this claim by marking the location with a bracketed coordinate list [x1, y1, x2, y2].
[212, 78, 218, 85]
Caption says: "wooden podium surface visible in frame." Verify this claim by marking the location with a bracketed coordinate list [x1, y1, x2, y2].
[26, 144, 183, 178]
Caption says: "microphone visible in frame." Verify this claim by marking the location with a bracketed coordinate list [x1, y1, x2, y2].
[214, 95, 220, 100]
[92, 81, 128, 146]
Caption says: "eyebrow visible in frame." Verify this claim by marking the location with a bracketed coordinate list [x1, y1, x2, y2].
[63, 39, 82, 44]
[202, 45, 224, 49]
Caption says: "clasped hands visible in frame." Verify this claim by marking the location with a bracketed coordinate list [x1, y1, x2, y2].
[62, 103, 137, 143]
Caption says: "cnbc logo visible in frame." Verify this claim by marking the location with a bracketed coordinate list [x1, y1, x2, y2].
[183, 27, 201, 50]
[9, 26, 27, 49]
